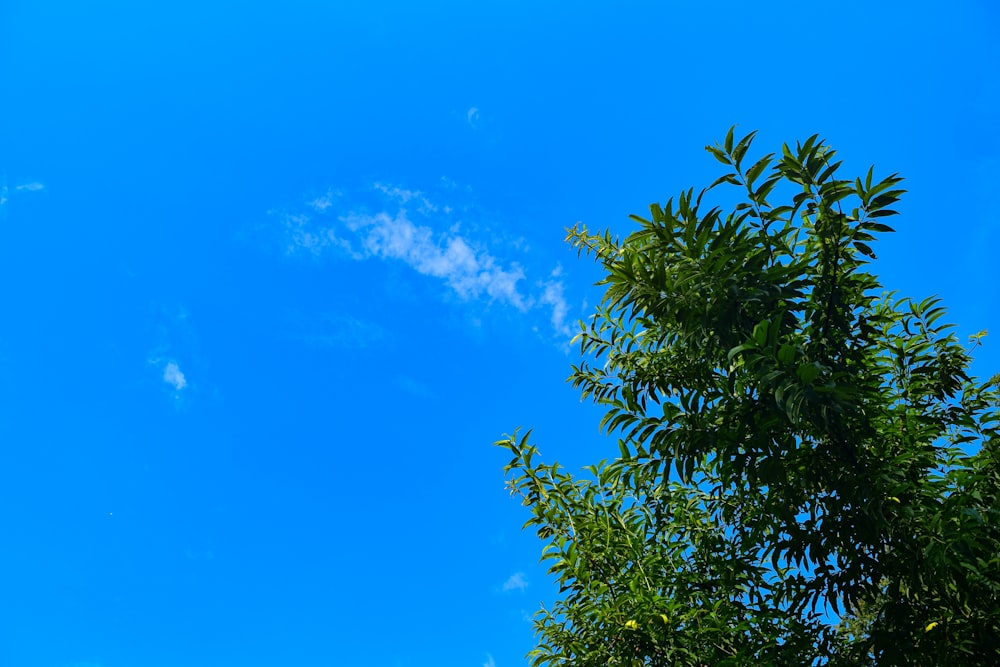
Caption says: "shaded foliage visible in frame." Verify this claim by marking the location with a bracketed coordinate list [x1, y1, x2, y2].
[498, 129, 1000, 665]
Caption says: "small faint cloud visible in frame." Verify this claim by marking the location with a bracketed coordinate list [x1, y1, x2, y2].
[147, 304, 200, 403]
[279, 211, 355, 257]
[163, 361, 187, 390]
[374, 182, 439, 214]
[467, 106, 481, 127]
[15, 181, 44, 191]
[308, 188, 341, 212]
[502, 572, 528, 593]
[483, 654, 496, 667]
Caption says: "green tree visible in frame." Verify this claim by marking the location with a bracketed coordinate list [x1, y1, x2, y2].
[498, 129, 1000, 665]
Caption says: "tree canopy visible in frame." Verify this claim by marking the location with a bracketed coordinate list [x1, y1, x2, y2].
[498, 129, 1000, 665]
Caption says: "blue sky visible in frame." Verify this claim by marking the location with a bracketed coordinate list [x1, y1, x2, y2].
[1, 1, 998, 666]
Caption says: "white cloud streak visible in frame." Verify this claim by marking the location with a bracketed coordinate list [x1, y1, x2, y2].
[502, 572, 528, 592]
[538, 267, 571, 336]
[0, 178, 45, 209]
[278, 185, 577, 339]
[341, 209, 529, 309]
[483, 654, 496, 667]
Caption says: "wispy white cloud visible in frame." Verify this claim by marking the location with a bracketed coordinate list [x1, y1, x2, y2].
[502, 572, 528, 592]
[468, 107, 481, 127]
[276, 184, 575, 339]
[538, 266, 571, 336]
[341, 209, 529, 309]
[280, 212, 355, 257]
[163, 361, 187, 390]
[0, 177, 45, 210]
[308, 188, 341, 212]
[373, 182, 442, 214]
[483, 654, 496, 667]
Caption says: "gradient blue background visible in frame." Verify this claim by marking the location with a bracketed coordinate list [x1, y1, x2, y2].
[1, 2, 998, 666]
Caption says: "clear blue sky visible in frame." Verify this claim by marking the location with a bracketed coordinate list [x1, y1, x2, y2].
[1, 2, 997, 666]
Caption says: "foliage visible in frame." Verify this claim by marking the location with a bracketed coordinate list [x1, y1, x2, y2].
[498, 129, 1000, 665]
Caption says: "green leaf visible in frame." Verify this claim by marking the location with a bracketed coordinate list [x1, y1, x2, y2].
[853, 240, 877, 259]
[732, 130, 758, 169]
[753, 320, 770, 347]
[705, 144, 732, 166]
[618, 440, 631, 458]
[860, 221, 895, 234]
[796, 362, 821, 384]
[724, 125, 735, 154]
[745, 154, 773, 188]
[709, 173, 741, 189]
[816, 159, 843, 184]
[778, 343, 797, 364]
